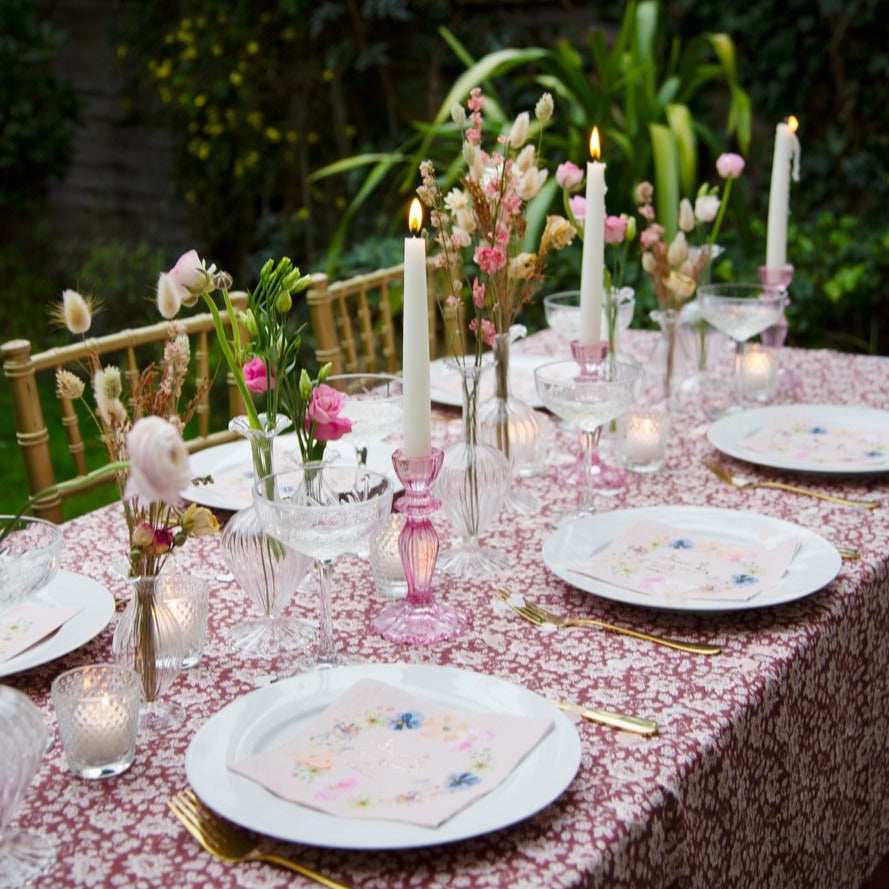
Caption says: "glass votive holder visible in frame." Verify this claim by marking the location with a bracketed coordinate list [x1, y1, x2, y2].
[369, 513, 408, 599]
[617, 405, 670, 473]
[740, 343, 779, 403]
[155, 573, 210, 668]
[51, 664, 141, 780]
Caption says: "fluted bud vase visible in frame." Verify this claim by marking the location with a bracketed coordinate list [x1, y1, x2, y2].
[111, 574, 187, 734]
[478, 332, 543, 514]
[221, 414, 313, 660]
[434, 358, 510, 579]
[373, 448, 466, 644]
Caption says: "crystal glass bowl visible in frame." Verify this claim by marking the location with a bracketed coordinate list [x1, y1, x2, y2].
[0, 516, 63, 610]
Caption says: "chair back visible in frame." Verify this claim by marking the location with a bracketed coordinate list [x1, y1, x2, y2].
[2, 295, 248, 523]
[306, 263, 464, 375]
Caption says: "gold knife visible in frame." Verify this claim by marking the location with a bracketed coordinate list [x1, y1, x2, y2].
[551, 699, 659, 737]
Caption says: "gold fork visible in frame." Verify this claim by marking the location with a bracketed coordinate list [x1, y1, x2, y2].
[702, 457, 880, 509]
[168, 789, 352, 889]
[496, 590, 722, 656]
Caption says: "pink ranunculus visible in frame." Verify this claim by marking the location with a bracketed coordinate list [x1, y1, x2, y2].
[716, 152, 745, 179]
[569, 195, 586, 222]
[474, 244, 507, 275]
[306, 384, 353, 442]
[603, 215, 628, 245]
[243, 356, 274, 394]
[168, 249, 207, 299]
[555, 161, 584, 190]
[124, 416, 192, 506]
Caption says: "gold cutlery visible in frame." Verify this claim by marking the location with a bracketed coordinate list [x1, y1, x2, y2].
[551, 699, 659, 737]
[496, 589, 722, 656]
[168, 789, 352, 889]
[702, 458, 880, 509]
[838, 547, 860, 560]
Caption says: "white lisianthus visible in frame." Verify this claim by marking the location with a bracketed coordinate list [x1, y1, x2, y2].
[124, 416, 192, 506]
[695, 194, 720, 223]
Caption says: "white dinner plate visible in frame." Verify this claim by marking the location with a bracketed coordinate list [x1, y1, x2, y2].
[429, 354, 552, 409]
[186, 663, 581, 849]
[542, 506, 841, 612]
[0, 571, 115, 677]
[707, 404, 889, 474]
[183, 436, 400, 511]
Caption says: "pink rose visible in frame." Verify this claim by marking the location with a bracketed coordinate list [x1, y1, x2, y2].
[306, 384, 353, 442]
[603, 215, 628, 245]
[569, 195, 586, 222]
[474, 244, 507, 276]
[716, 153, 745, 179]
[168, 249, 208, 300]
[124, 416, 192, 506]
[555, 161, 584, 190]
[243, 356, 274, 394]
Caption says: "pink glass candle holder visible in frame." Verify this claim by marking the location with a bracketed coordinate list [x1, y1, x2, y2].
[570, 339, 609, 377]
[372, 447, 467, 644]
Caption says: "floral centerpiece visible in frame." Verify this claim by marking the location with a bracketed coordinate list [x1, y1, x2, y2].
[634, 152, 745, 397]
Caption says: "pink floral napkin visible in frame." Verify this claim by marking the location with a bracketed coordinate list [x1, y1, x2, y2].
[740, 415, 889, 468]
[569, 519, 799, 602]
[230, 678, 553, 828]
[0, 601, 81, 663]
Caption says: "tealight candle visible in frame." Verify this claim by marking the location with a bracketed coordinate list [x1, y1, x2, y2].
[741, 344, 779, 402]
[369, 513, 408, 599]
[52, 664, 141, 780]
[618, 406, 669, 473]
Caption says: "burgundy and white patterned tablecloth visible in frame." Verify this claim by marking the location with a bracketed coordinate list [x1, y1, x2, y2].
[6, 329, 889, 889]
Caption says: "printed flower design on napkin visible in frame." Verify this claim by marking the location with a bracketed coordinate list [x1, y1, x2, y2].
[568, 519, 799, 602]
[740, 416, 889, 467]
[230, 679, 552, 828]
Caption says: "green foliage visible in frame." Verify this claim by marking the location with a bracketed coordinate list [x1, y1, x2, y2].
[0, 0, 78, 210]
[313, 1, 751, 266]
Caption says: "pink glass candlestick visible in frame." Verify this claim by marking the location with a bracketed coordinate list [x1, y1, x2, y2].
[372, 448, 466, 644]
[570, 339, 608, 377]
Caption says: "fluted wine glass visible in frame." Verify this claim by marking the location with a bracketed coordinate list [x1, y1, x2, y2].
[534, 357, 642, 519]
[0, 686, 54, 888]
[698, 282, 786, 415]
[253, 464, 393, 672]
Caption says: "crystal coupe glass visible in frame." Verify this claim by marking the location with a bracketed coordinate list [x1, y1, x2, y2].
[0, 516, 62, 611]
[253, 464, 393, 671]
[698, 282, 786, 415]
[534, 356, 642, 518]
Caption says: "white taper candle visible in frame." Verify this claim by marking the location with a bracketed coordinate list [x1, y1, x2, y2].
[765, 116, 801, 270]
[579, 127, 606, 344]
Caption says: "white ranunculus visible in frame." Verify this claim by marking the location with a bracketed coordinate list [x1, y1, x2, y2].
[124, 416, 192, 506]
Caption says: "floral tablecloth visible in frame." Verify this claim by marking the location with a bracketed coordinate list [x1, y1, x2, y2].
[7, 329, 889, 889]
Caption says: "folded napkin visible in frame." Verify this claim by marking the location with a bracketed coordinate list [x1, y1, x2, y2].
[0, 601, 81, 663]
[230, 678, 553, 828]
[568, 519, 799, 602]
[741, 415, 889, 468]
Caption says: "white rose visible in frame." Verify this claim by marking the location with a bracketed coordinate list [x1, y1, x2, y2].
[124, 416, 192, 506]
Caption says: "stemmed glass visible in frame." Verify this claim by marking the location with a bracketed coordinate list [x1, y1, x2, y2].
[0, 516, 63, 610]
[253, 464, 393, 672]
[543, 289, 636, 351]
[0, 686, 54, 887]
[698, 283, 786, 415]
[534, 356, 642, 518]
[326, 374, 403, 465]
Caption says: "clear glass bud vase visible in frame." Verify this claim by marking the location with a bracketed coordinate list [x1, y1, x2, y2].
[478, 332, 542, 514]
[111, 574, 187, 733]
[434, 358, 510, 579]
[221, 414, 313, 661]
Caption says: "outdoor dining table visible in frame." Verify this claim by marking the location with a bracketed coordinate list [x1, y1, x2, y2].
[5, 327, 888, 889]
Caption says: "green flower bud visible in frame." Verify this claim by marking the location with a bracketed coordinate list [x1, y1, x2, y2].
[624, 215, 637, 242]
[299, 368, 312, 400]
[240, 309, 258, 337]
[318, 362, 332, 383]
[275, 290, 292, 313]
[260, 258, 274, 278]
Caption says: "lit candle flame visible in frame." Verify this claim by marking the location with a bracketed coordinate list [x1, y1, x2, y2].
[408, 198, 423, 235]
[787, 115, 799, 133]
[589, 127, 601, 160]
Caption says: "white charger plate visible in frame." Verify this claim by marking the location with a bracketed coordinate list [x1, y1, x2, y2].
[0, 571, 115, 677]
[542, 506, 841, 612]
[183, 437, 400, 511]
[185, 663, 581, 849]
[707, 404, 889, 474]
[429, 354, 552, 409]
